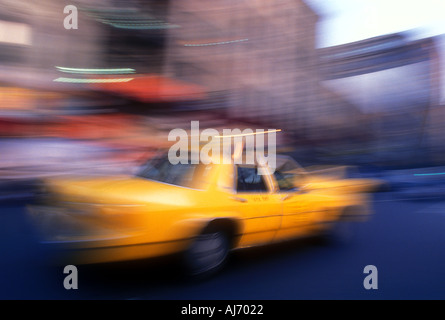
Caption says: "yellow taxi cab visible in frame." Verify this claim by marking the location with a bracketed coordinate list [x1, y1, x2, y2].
[27, 146, 381, 277]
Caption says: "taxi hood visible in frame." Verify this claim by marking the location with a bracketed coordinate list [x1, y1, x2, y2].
[300, 177, 383, 194]
[42, 175, 200, 206]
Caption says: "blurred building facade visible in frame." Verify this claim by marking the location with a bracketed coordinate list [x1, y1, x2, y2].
[0, 0, 358, 140]
[0, 0, 178, 115]
[0, 0, 174, 77]
[164, 0, 326, 137]
[0, 1, 103, 81]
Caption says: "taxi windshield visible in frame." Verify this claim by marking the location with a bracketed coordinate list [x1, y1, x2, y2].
[135, 155, 213, 189]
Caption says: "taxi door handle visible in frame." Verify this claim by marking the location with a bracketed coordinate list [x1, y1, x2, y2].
[230, 196, 247, 203]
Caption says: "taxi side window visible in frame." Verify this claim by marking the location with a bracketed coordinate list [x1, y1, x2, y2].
[236, 166, 268, 192]
[273, 170, 297, 191]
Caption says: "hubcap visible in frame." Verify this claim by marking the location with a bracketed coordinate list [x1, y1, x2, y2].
[186, 232, 228, 275]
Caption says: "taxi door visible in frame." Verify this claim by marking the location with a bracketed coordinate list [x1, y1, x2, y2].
[272, 169, 319, 241]
[230, 164, 282, 247]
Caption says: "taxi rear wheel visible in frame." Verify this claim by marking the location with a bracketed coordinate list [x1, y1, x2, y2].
[182, 228, 230, 278]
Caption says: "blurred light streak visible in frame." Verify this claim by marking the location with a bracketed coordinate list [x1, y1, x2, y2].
[55, 67, 135, 75]
[214, 129, 282, 138]
[105, 23, 179, 30]
[184, 39, 249, 47]
[53, 77, 134, 83]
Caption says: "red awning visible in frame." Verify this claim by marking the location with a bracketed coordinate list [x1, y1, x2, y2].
[91, 75, 207, 102]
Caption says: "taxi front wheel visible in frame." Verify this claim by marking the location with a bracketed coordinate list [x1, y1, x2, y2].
[182, 229, 230, 278]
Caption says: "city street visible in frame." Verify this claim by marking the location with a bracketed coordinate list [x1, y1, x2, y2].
[1, 192, 445, 300]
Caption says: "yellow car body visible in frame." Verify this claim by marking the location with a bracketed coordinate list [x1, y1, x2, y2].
[28, 153, 381, 275]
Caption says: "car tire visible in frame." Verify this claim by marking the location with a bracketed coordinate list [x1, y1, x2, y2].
[182, 228, 230, 278]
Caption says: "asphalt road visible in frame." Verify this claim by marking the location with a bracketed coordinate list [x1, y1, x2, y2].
[1, 192, 445, 300]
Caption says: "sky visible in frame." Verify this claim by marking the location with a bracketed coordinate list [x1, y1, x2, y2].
[306, 0, 445, 47]
[305, 0, 445, 105]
